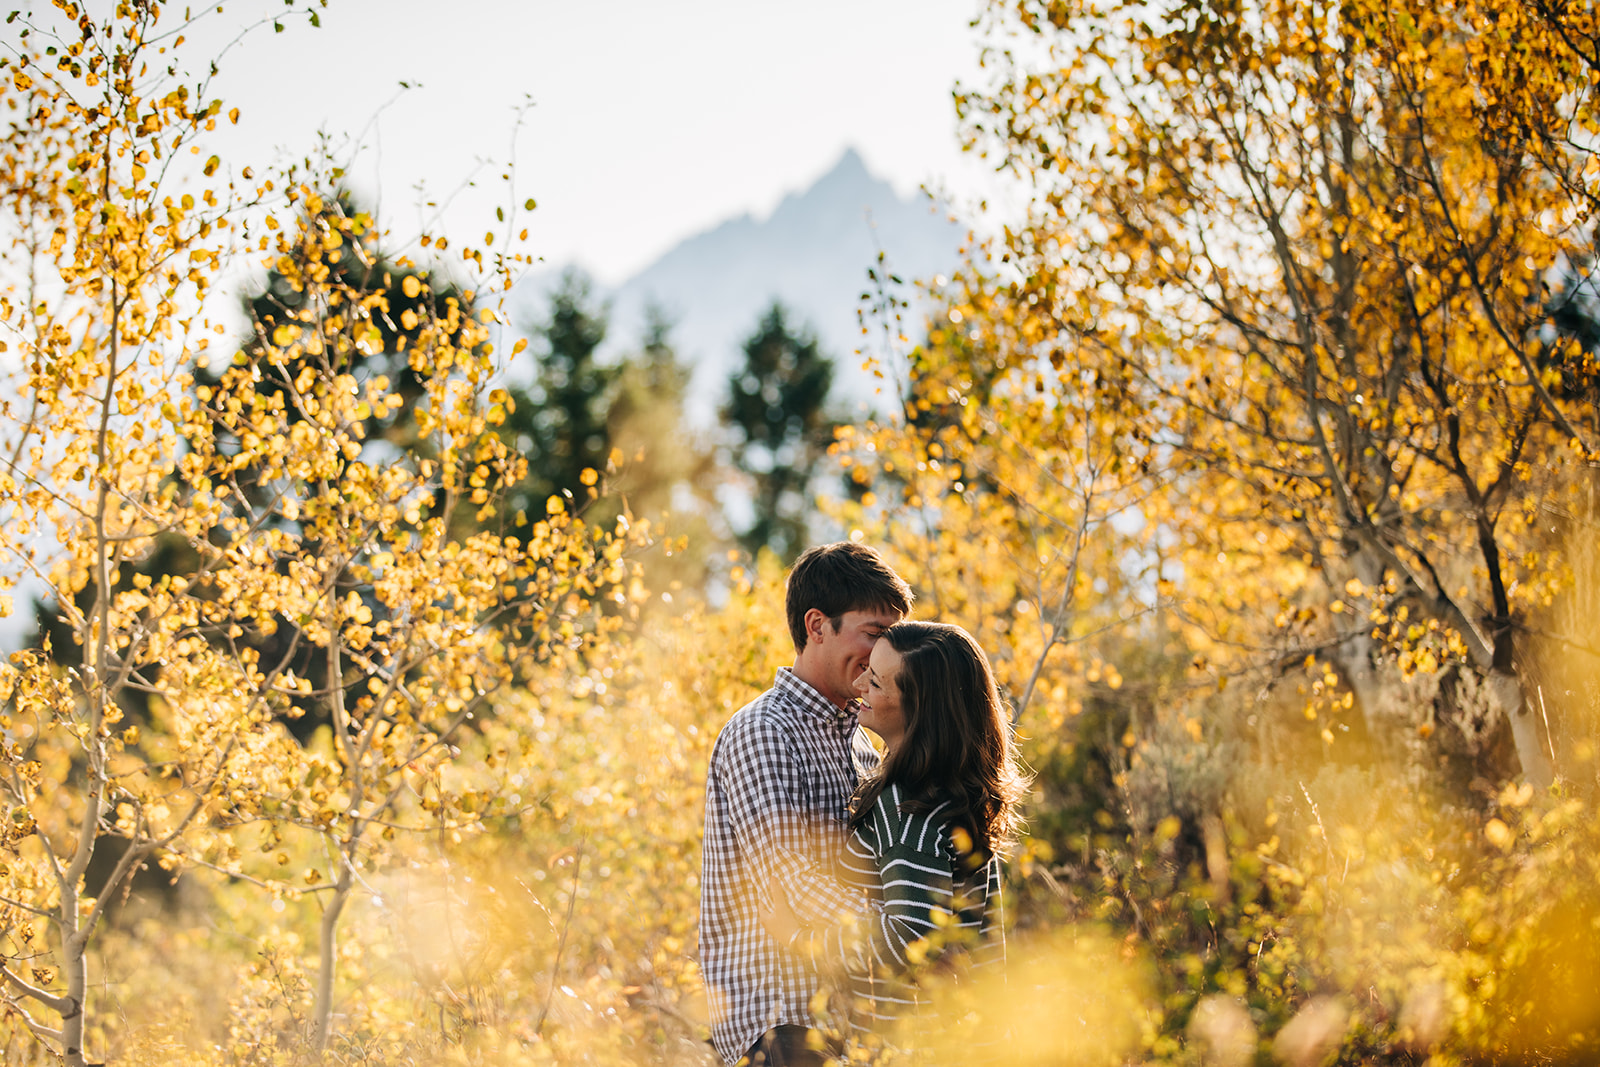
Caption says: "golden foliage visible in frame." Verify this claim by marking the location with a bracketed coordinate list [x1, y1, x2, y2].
[0, 4, 643, 1061]
[4, 1, 1600, 1065]
[929, 0, 1600, 783]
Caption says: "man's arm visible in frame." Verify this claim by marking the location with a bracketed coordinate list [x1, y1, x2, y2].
[717, 715, 866, 926]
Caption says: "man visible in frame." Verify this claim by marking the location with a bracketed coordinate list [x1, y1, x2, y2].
[700, 542, 915, 1066]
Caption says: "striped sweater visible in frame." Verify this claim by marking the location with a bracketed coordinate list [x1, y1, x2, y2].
[789, 782, 1005, 1033]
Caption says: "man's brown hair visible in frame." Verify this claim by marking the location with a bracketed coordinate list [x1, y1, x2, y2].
[785, 542, 914, 651]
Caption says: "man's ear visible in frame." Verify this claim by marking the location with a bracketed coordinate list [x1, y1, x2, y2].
[804, 607, 829, 644]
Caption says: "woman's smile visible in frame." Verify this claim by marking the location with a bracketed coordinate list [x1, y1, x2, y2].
[855, 640, 905, 752]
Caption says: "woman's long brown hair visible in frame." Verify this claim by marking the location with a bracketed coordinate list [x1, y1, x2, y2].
[848, 621, 1028, 859]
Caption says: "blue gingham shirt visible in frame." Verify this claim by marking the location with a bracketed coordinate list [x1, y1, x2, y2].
[699, 668, 876, 1064]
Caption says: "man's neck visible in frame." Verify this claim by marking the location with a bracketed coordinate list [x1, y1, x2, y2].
[789, 660, 848, 711]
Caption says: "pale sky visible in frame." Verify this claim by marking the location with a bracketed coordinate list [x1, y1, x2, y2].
[194, 0, 1001, 284]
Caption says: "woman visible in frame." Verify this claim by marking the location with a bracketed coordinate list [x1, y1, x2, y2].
[759, 620, 1028, 1040]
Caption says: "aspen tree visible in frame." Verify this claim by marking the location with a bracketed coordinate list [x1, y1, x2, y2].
[0, 4, 643, 1059]
[922, 0, 1600, 782]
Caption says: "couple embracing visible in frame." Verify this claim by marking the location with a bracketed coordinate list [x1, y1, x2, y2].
[701, 542, 1028, 1065]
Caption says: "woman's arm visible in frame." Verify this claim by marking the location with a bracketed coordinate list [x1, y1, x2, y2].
[774, 790, 968, 975]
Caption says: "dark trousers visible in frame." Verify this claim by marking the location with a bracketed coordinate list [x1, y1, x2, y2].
[739, 1024, 832, 1067]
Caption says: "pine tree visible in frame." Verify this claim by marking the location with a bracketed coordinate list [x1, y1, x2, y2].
[500, 269, 619, 528]
[722, 302, 836, 562]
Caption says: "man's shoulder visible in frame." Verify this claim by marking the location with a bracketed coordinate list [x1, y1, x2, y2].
[710, 685, 795, 757]
[724, 683, 791, 727]
[717, 671, 840, 737]
[709, 679, 855, 781]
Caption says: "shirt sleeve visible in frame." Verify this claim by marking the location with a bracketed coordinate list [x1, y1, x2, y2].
[715, 711, 867, 926]
[971, 856, 1005, 970]
[789, 800, 958, 974]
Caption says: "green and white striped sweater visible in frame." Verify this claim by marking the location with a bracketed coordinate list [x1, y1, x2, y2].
[789, 781, 1005, 1035]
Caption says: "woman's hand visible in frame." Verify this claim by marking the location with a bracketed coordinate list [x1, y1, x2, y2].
[758, 875, 801, 947]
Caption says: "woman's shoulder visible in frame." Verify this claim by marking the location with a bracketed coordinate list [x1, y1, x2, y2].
[888, 788, 999, 867]
[875, 785, 968, 855]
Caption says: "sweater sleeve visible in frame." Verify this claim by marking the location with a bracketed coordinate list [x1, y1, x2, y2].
[789, 787, 960, 975]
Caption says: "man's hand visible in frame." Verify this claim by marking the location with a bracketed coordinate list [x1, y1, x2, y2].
[759, 875, 802, 947]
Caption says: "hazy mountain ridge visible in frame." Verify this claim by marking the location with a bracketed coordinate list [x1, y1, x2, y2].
[518, 148, 967, 424]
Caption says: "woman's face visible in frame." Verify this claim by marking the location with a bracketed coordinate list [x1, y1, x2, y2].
[855, 640, 906, 752]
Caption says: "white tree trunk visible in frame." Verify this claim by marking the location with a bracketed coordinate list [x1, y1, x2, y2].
[61, 925, 86, 1067]
[312, 871, 352, 1051]
[1486, 669, 1554, 789]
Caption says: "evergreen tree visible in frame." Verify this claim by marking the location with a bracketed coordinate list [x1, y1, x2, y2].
[500, 269, 619, 527]
[606, 306, 713, 518]
[494, 284, 732, 595]
[722, 302, 836, 562]
[220, 191, 470, 449]
[604, 306, 726, 590]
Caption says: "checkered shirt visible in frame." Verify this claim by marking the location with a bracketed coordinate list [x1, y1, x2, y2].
[699, 668, 877, 1065]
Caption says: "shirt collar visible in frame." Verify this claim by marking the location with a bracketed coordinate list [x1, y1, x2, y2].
[774, 667, 858, 726]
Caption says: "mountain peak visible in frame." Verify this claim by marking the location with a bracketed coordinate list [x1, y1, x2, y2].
[808, 146, 890, 198]
[560, 145, 964, 424]
[824, 146, 871, 184]
[770, 146, 896, 226]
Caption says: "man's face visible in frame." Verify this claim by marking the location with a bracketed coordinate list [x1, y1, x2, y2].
[805, 607, 900, 709]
